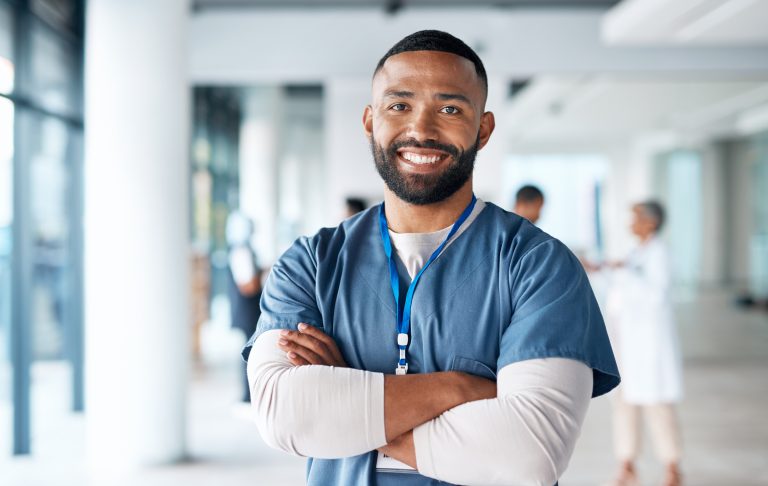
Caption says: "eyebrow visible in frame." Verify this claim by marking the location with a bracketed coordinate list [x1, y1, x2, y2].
[383, 90, 473, 105]
[435, 93, 472, 104]
[383, 90, 414, 99]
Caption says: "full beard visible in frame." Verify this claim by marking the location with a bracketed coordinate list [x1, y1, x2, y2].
[370, 133, 480, 206]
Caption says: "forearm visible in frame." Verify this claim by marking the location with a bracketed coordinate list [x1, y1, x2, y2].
[413, 359, 592, 485]
[383, 371, 479, 441]
[379, 370, 495, 468]
[377, 370, 493, 468]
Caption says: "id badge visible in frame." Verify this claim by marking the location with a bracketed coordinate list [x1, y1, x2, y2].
[375, 451, 417, 473]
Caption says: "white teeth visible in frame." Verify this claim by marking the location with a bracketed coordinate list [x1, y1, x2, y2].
[401, 152, 443, 164]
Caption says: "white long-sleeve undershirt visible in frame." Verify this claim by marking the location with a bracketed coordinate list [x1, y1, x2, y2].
[247, 329, 387, 458]
[248, 330, 592, 484]
[413, 357, 592, 485]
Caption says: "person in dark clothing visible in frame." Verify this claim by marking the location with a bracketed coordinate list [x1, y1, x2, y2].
[226, 211, 263, 402]
[345, 197, 368, 218]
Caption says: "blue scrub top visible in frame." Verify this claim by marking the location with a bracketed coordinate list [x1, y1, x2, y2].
[243, 202, 620, 486]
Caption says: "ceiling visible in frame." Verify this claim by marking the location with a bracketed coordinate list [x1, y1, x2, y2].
[503, 76, 768, 148]
[192, 0, 768, 45]
[193, 0, 620, 11]
[602, 0, 768, 45]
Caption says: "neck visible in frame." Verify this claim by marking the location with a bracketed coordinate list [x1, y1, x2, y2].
[383, 181, 474, 233]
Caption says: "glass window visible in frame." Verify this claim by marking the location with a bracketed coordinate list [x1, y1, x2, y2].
[28, 19, 77, 116]
[0, 95, 13, 455]
[0, 2, 14, 94]
[2, 0, 84, 457]
[749, 136, 768, 298]
[753, 136, 768, 235]
[663, 150, 703, 285]
[25, 113, 71, 360]
[30, 0, 76, 33]
[191, 87, 241, 301]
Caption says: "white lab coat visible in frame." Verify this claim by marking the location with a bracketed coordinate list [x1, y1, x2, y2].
[606, 236, 683, 404]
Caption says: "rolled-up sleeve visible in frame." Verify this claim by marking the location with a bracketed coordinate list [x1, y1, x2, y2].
[242, 236, 324, 361]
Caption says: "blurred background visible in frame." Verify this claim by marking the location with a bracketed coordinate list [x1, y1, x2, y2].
[1, 0, 767, 485]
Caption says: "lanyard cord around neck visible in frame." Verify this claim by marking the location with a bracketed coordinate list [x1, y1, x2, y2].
[378, 195, 477, 375]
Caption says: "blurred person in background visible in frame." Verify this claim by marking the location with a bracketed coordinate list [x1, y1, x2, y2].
[345, 197, 368, 218]
[586, 201, 683, 486]
[512, 184, 544, 224]
[226, 211, 263, 403]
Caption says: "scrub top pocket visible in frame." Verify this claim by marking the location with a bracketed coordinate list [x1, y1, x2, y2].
[449, 356, 497, 381]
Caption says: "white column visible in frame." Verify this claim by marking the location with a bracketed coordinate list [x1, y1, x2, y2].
[324, 78, 380, 227]
[699, 143, 726, 285]
[84, 0, 189, 473]
[239, 87, 281, 264]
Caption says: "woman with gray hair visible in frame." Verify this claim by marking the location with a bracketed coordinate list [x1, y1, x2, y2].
[600, 201, 684, 486]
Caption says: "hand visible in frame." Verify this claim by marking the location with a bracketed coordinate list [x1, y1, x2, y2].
[579, 258, 601, 273]
[377, 430, 417, 469]
[277, 323, 348, 367]
[237, 277, 261, 297]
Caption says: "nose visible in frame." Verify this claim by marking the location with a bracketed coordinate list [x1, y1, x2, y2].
[405, 107, 439, 143]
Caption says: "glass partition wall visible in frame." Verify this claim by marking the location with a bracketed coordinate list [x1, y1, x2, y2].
[0, 0, 84, 456]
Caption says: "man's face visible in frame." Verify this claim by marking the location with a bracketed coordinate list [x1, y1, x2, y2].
[363, 51, 495, 205]
[515, 199, 544, 224]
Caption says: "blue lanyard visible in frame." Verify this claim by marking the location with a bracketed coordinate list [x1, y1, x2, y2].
[378, 195, 477, 375]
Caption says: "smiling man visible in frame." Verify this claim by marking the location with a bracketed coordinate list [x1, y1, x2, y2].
[243, 30, 620, 486]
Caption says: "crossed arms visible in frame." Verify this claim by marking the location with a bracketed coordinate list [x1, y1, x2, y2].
[247, 324, 592, 485]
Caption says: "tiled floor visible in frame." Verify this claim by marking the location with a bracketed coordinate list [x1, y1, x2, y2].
[2, 288, 767, 485]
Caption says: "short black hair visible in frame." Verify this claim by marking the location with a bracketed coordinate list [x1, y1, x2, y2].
[635, 200, 665, 232]
[374, 30, 487, 92]
[515, 185, 544, 203]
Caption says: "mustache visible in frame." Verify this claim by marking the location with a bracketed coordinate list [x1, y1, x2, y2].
[387, 138, 460, 160]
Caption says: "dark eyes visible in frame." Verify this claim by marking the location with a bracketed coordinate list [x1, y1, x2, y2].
[387, 104, 461, 114]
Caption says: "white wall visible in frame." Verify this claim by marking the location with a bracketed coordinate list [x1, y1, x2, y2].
[600, 137, 666, 261]
[323, 78, 381, 227]
[473, 77, 506, 204]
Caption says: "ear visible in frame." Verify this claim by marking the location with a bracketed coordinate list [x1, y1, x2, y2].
[363, 105, 373, 138]
[477, 111, 495, 151]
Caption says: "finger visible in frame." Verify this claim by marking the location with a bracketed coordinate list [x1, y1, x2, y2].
[278, 338, 325, 365]
[296, 324, 345, 363]
[297, 323, 338, 350]
[286, 351, 310, 366]
[276, 340, 311, 366]
[281, 329, 335, 362]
